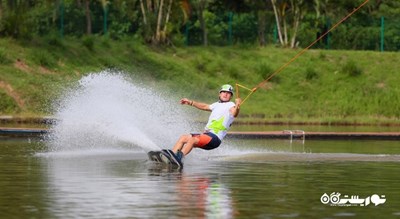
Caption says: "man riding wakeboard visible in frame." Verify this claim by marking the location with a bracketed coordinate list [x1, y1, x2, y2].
[166, 84, 241, 165]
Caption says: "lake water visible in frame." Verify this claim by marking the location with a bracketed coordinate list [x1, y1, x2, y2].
[2, 73, 399, 218]
[1, 137, 399, 219]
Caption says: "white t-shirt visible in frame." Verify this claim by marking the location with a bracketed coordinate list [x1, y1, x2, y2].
[204, 101, 236, 140]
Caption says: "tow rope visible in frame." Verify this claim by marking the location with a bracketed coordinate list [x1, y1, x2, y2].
[236, 0, 369, 105]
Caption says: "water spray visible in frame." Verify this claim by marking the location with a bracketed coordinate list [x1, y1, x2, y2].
[46, 70, 193, 153]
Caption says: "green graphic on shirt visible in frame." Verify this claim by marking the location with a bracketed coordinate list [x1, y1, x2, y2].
[209, 117, 227, 134]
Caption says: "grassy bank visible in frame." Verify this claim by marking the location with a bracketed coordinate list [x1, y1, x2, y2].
[0, 36, 399, 125]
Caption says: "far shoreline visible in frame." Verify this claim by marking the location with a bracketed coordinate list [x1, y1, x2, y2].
[1, 115, 400, 128]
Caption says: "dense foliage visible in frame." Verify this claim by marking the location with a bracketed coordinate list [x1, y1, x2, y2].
[0, 0, 399, 51]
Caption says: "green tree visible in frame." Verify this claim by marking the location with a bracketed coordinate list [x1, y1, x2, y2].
[0, 0, 31, 38]
[192, 0, 209, 46]
[242, 0, 272, 46]
[84, 0, 92, 35]
[138, 0, 188, 44]
[271, 0, 313, 48]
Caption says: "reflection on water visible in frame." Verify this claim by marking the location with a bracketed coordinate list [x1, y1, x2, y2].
[41, 151, 235, 218]
[0, 138, 400, 218]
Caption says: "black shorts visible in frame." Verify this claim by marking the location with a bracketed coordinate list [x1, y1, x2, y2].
[193, 132, 221, 150]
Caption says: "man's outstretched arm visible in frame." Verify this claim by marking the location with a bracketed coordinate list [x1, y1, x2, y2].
[180, 98, 210, 111]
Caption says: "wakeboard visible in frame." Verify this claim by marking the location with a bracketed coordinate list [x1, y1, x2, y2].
[147, 149, 183, 168]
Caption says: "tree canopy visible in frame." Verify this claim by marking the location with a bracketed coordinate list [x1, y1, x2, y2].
[0, 0, 399, 50]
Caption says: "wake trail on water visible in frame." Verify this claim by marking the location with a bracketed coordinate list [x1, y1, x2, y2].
[45, 70, 194, 154]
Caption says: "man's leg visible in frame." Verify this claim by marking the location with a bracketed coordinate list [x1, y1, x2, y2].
[172, 134, 191, 153]
[172, 134, 199, 155]
[181, 136, 199, 155]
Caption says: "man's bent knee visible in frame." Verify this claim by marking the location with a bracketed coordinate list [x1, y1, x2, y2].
[178, 134, 191, 142]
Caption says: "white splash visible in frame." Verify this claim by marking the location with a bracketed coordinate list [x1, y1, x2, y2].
[46, 70, 194, 153]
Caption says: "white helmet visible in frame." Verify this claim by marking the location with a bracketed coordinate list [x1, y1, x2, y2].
[219, 84, 234, 94]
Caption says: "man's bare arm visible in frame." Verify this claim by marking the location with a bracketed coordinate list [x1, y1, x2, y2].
[230, 98, 241, 117]
[180, 98, 210, 111]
